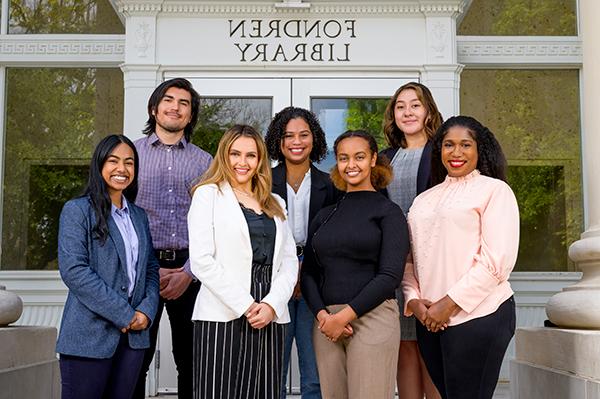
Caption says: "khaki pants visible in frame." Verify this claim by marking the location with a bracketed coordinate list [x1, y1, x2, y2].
[313, 299, 400, 399]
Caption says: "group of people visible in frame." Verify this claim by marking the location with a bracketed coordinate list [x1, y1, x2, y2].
[56, 78, 519, 399]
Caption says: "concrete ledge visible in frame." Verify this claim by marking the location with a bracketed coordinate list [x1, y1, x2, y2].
[511, 359, 600, 399]
[0, 326, 57, 369]
[0, 360, 60, 399]
[515, 327, 600, 380]
[0, 326, 59, 399]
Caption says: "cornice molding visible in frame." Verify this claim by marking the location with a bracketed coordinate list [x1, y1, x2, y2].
[112, 1, 468, 16]
[0, 35, 125, 65]
[457, 36, 582, 66]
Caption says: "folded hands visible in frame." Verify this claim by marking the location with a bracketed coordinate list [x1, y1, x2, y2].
[408, 295, 460, 333]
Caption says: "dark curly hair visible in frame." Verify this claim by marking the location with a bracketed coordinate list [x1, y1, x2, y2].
[383, 82, 443, 148]
[265, 106, 328, 162]
[431, 116, 507, 185]
[330, 130, 392, 191]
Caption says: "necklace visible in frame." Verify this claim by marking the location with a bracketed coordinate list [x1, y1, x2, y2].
[289, 179, 302, 189]
[233, 187, 253, 198]
[287, 174, 306, 190]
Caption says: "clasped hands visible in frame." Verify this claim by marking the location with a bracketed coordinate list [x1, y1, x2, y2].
[316, 307, 356, 343]
[121, 310, 149, 333]
[245, 302, 276, 329]
[407, 295, 459, 333]
[159, 267, 192, 300]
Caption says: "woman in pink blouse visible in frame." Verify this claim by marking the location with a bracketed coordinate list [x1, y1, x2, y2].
[403, 115, 519, 399]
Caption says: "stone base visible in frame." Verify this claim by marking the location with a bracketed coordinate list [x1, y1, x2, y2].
[0, 326, 59, 399]
[511, 327, 600, 399]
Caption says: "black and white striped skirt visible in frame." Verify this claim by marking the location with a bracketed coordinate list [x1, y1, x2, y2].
[193, 263, 287, 399]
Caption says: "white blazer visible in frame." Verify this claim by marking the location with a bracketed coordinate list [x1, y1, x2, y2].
[188, 182, 298, 323]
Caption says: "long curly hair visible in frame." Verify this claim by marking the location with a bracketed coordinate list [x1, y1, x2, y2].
[193, 124, 285, 219]
[382, 82, 443, 148]
[431, 116, 508, 185]
[330, 130, 392, 191]
[265, 106, 328, 162]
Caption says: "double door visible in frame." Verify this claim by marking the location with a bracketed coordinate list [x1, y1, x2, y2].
[151, 76, 414, 396]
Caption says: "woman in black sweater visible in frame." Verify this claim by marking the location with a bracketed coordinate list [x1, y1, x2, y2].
[301, 130, 410, 399]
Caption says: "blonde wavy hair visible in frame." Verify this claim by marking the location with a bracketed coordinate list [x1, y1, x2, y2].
[192, 125, 285, 220]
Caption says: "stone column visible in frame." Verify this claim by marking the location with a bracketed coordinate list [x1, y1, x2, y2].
[117, 1, 162, 140]
[420, 3, 464, 118]
[511, 1, 600, 397]
[545, 0, 600, 328]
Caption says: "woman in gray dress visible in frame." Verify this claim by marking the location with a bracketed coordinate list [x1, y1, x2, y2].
[380, 82, 443, 399]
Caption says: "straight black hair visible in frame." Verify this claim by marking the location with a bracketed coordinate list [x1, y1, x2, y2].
[142, 78, 201, 142]
[83, 134, 139, 244]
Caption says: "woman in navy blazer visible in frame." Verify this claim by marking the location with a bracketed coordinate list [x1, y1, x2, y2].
[57, 134, 159, 399]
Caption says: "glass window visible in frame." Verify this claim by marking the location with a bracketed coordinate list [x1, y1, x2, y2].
[458, 0, 577, 36]
[311, 98, 388, 171]
[193, 98, 272, 156]
[460, 69, 583, 271]
[9, 0, 124, 34]
[2, 68, 124, 270]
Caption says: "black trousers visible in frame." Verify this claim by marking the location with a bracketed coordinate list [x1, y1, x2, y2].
[416, 297, 516, 399]
[133, 257, 200, 399]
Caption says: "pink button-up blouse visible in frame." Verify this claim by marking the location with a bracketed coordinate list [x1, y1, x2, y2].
[402, 169, 519, 326]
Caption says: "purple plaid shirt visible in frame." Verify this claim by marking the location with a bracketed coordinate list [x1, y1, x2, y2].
[134, 134, 212, 275]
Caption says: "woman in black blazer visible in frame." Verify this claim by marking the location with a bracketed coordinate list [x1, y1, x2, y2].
[265, 106, 340, 399]
[380, 82, 443, 399]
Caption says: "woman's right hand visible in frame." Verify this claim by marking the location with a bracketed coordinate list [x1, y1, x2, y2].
[407, 298, 431, 325]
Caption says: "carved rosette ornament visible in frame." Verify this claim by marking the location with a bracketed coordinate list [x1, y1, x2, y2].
[0, 285, 23, 326]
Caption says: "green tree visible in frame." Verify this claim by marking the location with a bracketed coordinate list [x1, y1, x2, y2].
[10, 0, 123, 34]
[459, 0, 577, 36]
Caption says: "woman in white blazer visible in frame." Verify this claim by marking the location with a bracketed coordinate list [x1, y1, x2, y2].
[188, 124, 298, 399]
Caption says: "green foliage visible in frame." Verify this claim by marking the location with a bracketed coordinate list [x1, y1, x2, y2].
[27, 165, 88, 270]
[9, 0, 123, 34]
[459, 0, 577, 36]
[460, 69, 583, 271]
[507, 166, 567, 271]
[2, 68, 123, 270]
[345, 99, 388, 149]
[192, 98, 272, 156]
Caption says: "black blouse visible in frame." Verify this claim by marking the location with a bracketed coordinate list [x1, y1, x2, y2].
[240, 204, 276, 265]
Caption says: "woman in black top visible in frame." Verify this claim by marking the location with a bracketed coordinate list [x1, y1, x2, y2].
[301, 130, 410, 399]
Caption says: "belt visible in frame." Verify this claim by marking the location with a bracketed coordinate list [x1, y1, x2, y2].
[155, 248, 189, 262]
[296, 245, 304, 258]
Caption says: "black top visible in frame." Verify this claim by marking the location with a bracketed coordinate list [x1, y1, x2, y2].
[240, 204, 276, 265]
[301, 191, 410, 318]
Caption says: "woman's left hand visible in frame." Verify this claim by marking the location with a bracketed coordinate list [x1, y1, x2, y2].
[247, 302, 275, 329]
[424, 296, 459, 332]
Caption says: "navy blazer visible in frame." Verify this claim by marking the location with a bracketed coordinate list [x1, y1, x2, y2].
[56, 196, 160, 359]
[271, 163, 341, 228]
[380, 140, 433, 198]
